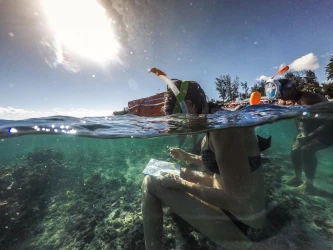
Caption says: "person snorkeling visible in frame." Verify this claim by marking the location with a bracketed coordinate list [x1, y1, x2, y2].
[168, 80, 271, 175]
[176, 99, 252, 154]
[142, 80, 266, 249]
[265, 78, 332, 192]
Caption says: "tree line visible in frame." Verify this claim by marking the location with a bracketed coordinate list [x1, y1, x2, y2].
[214, 55, 333, 103]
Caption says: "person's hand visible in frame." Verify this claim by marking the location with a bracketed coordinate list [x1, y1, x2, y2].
[296, 133, 309, 144]
[158, 172, 184, 189]
[278, 99, 286, 106]
[296, 132, 306, 139]
[168, 147, 187, 161]
[297, 136, 308, 144]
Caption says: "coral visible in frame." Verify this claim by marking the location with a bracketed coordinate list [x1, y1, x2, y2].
[26, 148, 64, 166]
[1, 146, 333, 250]
[0, 148, 76, 249]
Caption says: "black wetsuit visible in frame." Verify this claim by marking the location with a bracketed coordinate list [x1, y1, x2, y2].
[291, 118, 333, 181]
[201, 134, 263, 241]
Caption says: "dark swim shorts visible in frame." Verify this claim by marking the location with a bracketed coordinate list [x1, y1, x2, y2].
[221, 209, 263, 242]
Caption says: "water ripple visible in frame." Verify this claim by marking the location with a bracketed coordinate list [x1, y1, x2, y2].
[1, 103, 332, 139]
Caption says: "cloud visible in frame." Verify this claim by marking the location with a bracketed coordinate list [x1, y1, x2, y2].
[272, 63, 286, 70]
[256, 75, 270, 81]
[320, 53, 333, 58]
[0, 107, 114, 120]
[289, 53, 319, 71]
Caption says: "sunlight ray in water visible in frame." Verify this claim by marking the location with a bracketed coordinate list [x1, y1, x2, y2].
[41, 0, 121, 63]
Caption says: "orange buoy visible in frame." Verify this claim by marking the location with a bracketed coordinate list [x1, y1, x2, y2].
[249, 91, 261, 105]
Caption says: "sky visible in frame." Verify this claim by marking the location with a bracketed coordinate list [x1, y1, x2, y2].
[0, 0, 332, 119]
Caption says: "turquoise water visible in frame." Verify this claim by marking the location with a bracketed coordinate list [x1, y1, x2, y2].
[1, 104, 333, 249]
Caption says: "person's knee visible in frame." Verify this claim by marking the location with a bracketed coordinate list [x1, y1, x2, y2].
[142, 175, 160, 194]
[141, 175, 152, 192]
[180, 167, 186, 178]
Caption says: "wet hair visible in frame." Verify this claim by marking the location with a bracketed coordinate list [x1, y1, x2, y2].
[278, 78, 300, 101]
[164, 79, 207, 115]
[207, 101, 222, 113]
[278, 79, 295, 90]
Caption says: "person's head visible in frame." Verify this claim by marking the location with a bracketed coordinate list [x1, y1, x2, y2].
[265, 78, 299, 101]
[277, 79, 300, 101]
[164, 80, 208, 115]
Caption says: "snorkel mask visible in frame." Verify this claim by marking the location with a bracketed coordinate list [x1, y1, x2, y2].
[264, 65, 290, 100]
[265, 78, 282, 99]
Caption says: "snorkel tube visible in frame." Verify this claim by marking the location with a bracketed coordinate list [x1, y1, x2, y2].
[148, 68, 189, 114]
[272, 65, 289, 80]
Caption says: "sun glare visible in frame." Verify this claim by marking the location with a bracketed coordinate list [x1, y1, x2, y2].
[42, 0, 120, 63]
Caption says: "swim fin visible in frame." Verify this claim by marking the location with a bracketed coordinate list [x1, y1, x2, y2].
[257, 135, 271, 152]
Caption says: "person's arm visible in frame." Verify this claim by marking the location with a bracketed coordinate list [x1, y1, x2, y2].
[295, 120, 307, 136]
[297, 93, 329, 139]
[306, 121, 331, 140]
[159, 173, 228, 208]
[299, 92, 328, 106]
[294, 119, 329, 144]
[168, 148, 205, 168]
[184, 152, 205, 167]
[180, 180, 228, 208]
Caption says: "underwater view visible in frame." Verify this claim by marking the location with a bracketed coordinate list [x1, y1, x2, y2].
[1, 0, 333, 249]
[1, 104, 333, 249]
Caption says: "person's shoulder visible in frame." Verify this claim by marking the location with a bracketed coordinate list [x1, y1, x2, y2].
[300, 92, 327, 105]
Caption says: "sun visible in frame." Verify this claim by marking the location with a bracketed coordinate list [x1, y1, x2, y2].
[41, 0, 121, 63]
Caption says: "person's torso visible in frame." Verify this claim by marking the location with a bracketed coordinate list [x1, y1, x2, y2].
[206, 128, 266, 228]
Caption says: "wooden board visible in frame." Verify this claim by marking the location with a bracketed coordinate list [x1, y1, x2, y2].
[128, 92, 165, 116]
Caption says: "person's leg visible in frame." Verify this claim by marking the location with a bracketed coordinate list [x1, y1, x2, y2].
[141, 175, 252, 250]
[180, 168, 223, 189]
[141, 176, 163, 250]
[285, 138, 304, 185]
[180, 168, 214, 186]
[297, 139, 328, 192]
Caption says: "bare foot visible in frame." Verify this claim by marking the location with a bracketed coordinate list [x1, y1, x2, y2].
[295, 182, 315, 193]
[284, 175, 302, 186]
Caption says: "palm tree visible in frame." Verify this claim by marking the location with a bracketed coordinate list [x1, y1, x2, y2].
[326, 55, 333, 81]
